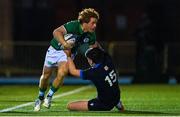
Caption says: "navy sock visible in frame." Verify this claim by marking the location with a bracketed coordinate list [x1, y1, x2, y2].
[38, 88, 46, 100]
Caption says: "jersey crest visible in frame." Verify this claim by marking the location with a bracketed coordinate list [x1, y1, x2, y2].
[83, 37, 90, 43]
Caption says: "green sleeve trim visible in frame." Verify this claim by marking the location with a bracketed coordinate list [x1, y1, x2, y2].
[50, 38, 61, 50]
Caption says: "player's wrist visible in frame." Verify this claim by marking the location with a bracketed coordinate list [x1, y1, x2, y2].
[62, 42, 69, 49]
[62, 42, 68, 46]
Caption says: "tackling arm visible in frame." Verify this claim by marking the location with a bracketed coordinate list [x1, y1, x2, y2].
[67, 57, 80, 77]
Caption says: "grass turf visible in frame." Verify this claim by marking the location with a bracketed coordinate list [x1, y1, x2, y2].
[0, 84, 180, 116]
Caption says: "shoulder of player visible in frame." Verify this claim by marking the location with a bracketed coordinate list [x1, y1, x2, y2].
[64, 20, 81, 33]
[64, 20, 79, 26]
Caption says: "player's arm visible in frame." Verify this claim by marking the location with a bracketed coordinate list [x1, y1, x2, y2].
[53, 26, 72, 49]
[67, 57, 80, 77]
[88, 32, 103, 49]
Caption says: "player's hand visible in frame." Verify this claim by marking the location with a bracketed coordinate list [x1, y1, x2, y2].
[63, 43, 73, 50]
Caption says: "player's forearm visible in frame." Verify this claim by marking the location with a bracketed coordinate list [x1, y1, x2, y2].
[67, 57, 80, 77]
[53, 26, 67, 45]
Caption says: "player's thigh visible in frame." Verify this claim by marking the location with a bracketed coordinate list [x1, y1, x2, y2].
[41, 66, 54, 79]
[67, 101, 88, 111]
[57, 61, 68, 77]
[56, 51, 68, 76]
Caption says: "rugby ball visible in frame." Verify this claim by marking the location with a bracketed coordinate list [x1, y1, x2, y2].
[59, 34, 77, 49]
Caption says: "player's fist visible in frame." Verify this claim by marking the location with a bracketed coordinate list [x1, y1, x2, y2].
[63, 43, 73, 49]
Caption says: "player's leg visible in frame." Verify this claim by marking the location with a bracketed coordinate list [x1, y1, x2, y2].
[34, 46, 57, 111]
[34, 66, 53, 111]
[87, 98, 113, 111]
[67, 101, 89, 111]
[39, 66, 53, 99]
[115, 100, 125, 111]
[67, 98, 112, 111]
[43, 50, 68, 108]
[115, 90, 125, 111]
[43, 61, 68, 108]
[52, 61, 68, 88]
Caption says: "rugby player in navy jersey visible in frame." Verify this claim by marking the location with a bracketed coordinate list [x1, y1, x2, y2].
[67, 47, 124, 111]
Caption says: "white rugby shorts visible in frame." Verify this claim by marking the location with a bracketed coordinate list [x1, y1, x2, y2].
[44, 46, 67, 67]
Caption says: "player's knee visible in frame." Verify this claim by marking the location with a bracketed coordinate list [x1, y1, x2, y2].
[67, 103, 77, 111]
[57, 68, 68, 78]
[66, 103, 72, 110]
[40, 73, 50, 80]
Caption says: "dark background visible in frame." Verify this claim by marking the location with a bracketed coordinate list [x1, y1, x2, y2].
[0, 0, 179, 83]
[12, 0, 178, 42]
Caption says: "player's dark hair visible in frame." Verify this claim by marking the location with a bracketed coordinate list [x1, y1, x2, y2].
[78, 8, 99, 24]
[85, 48, 105, 64]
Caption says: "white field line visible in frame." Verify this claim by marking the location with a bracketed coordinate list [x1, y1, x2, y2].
[0, 85, 92, 113]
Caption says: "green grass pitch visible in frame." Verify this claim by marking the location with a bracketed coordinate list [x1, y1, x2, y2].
[0, 84, 180, 116]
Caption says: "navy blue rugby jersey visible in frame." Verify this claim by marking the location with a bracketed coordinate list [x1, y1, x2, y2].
[80, 54, 120, 103]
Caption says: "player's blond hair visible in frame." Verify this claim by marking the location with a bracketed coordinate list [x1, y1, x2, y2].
[78, 8, 99, 24]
